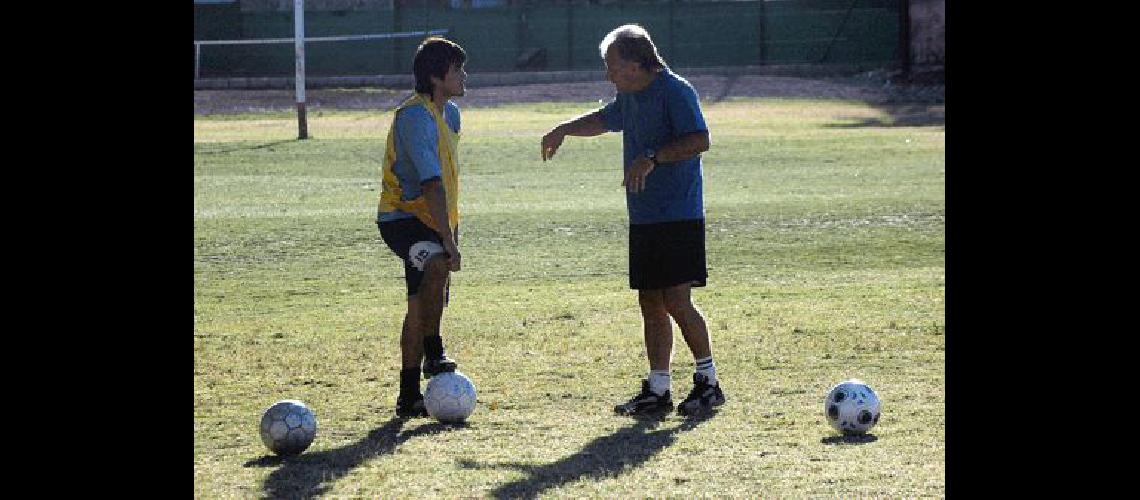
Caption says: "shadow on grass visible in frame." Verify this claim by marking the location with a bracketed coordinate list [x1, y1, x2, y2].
[459, 412, 715, 499]
[196, 139, 297, 155]
[243, 416, 461, 499]
[825, 104, 944, 128]
[820, 433, 878, 445]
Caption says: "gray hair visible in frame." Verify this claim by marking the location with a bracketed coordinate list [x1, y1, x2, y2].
[598, 24, 667, 71]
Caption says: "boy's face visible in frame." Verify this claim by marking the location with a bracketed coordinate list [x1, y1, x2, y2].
[436, 63, 467, 98]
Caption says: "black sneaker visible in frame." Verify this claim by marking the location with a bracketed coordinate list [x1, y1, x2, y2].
[422, 354, 458, 379]
[677, 373, 726, 416]
[395, 394, 429, 418]
[614, 379, 674, 416]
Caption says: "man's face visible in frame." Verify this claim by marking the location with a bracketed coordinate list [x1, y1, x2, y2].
[437, 63, 467, 97]
[604, 47, 641, 93]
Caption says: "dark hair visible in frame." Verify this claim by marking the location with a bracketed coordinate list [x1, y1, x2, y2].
[599, 24, 667, 71]
[413, 37, 467, 95]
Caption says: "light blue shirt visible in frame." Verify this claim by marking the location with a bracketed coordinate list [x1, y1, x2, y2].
[378, 100, 461, 222]
[599, 69, 708, 225]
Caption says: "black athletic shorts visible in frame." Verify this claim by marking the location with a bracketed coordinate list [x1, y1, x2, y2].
[377, 216, 455, 299]
[628, 219, 707, 290]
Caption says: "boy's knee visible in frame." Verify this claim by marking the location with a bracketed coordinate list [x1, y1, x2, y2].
[423, 254, 450, 279]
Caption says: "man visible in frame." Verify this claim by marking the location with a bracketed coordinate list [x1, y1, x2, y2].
[540, 24, 725, 417]
[376, 37, 467, 418]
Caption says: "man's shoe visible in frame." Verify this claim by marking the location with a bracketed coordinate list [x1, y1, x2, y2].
[614, 379, 674, 416]
[395, 394, 429, 418]
[422, 354, 458, 379]
[677, 373, 726, 416]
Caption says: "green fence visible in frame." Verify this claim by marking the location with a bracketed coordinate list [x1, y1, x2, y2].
[194, 0, 902, 78]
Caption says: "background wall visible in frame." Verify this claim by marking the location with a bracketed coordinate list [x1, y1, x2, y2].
[908, 0, 944, 65]
[194, 0, 908, 78]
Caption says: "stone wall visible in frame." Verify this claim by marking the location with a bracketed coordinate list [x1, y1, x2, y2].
[238, 0, 394, 12]
[910, 0, 944, 65]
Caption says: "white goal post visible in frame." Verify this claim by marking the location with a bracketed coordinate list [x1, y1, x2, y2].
[192, 29, 450, 81]
[194, 0, 447, 139]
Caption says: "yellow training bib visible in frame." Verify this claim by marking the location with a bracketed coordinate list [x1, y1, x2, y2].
[377, 93, 460, 233]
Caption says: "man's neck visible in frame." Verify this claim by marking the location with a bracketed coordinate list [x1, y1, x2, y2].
[630, 68, 662, 92]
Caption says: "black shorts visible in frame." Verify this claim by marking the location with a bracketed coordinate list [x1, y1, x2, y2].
[377, 216, 454, 299]
[628, 219, 707, 290]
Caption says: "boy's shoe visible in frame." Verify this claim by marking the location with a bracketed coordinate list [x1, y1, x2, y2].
[677, 373, 726, 416]
[614, 379, 674, 416]
[422, 354, 458, 379]
[395, 393, 429, 418]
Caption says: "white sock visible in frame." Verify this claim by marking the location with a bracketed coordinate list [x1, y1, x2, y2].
[648, 370, 671, 396]
[695, 356, 718, 386]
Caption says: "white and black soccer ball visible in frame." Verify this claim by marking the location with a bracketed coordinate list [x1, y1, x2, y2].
[824, 379, 881, 435]
[259, 399, 317, 456]
[424, 371, 477, 423]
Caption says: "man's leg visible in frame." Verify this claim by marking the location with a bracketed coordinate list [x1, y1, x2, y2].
[662, 284, 711, 361]
[663, 283, 725, 416]
[614, 289, 675, 416]
[640, 289, 675, 373]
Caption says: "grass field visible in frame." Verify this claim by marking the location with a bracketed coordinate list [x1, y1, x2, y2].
[194, 97, 945, 498]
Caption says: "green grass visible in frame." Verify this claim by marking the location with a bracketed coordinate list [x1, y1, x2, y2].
[194, 98, 944, 498]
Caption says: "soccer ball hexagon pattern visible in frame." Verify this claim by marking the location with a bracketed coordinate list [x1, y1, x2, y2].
[259, 399, 317, 456]
[424, 371, 477, 423]
[824, 379, 881, 435]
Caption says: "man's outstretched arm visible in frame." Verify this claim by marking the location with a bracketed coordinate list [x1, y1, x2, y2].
[541, 110, 609, 161]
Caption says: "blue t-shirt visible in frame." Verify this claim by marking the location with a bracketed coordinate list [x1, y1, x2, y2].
[599, 69, 708, 225]
[378, 101, 461, 222]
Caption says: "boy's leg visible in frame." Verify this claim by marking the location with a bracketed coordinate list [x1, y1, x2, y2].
[400, 301, 424, 369]
[396, 300, 428, 418]
[417, 254, 457, 377]
[379, 218, 447, 416]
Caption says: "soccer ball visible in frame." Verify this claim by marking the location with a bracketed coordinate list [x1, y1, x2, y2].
[824, 379, 881, 435]
[424, 371, 477, 423]
[259, 399, 317, 456]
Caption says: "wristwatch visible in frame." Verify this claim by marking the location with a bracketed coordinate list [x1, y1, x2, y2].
[645, 148, 658, 167]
